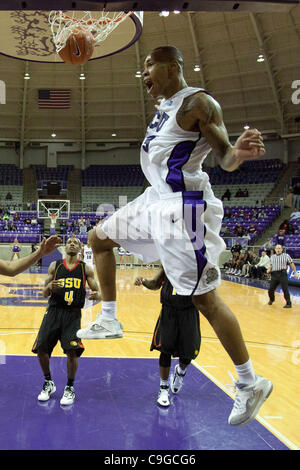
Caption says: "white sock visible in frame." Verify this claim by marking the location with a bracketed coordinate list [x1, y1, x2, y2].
[100, 301, 117, 321]
[235, 359, 256, 385]
[160, 379, 169, 388]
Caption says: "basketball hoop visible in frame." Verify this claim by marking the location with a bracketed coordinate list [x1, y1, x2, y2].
[49, 10, 134, 53]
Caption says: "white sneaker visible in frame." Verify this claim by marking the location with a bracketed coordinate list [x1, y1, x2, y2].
[60, 385, 75, 405]
[228, 374, 273, 426]
[77, 314, 123, 339]
[157, 387, 170, 407]
[38, 380, 56, 401]
[171, 364, 185, 394]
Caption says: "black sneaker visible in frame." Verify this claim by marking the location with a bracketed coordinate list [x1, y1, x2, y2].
[283, 304, 292, 308]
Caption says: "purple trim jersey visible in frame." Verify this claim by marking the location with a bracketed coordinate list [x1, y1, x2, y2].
[140, 87, 212, 194]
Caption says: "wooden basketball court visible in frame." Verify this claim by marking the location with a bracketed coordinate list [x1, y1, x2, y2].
[0, 266, 299, 450]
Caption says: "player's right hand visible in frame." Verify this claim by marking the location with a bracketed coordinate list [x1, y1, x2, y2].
[49, 279, 64, 291]
[134, 276, 144, 286]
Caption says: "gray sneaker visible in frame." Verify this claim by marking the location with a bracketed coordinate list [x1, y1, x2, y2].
[228, 374, 273, 426]
[77, 315, 123, 339]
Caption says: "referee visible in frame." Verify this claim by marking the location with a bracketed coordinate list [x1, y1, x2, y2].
[267, 244, 298, 308]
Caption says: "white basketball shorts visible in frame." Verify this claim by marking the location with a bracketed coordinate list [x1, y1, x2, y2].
[99, 186, 226, 296]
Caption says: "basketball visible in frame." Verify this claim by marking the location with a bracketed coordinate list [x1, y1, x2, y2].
[58, 27, 95, 65]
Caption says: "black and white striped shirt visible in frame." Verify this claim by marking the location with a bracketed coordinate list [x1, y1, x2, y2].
[270, 253, 293, 272]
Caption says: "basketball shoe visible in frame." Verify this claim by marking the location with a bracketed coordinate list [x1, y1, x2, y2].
[157, 386, 170, 407]
[77, 314, 123, 339]
[171, 364, 185, 394]
[38, 380, 56, 401]
[228, 374, 273, 426]
[60, 386, 75, 405]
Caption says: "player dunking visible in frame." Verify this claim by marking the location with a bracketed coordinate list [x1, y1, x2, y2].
[32, 237, 101, 405]
[77, 46, 273, 426]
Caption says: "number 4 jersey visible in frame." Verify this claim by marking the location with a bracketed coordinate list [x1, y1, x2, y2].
[49, 259, 87, 309]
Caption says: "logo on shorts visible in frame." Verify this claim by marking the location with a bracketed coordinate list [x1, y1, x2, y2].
[206, 267, 219, 284]
[70, 341, 78, 347]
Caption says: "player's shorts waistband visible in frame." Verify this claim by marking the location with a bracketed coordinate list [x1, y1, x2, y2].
[159, 190, 204, 200]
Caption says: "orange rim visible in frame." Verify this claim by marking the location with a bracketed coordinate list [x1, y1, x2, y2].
[58, 11, 133, 27]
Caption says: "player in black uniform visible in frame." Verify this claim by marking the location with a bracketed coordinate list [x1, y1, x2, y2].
[32, 237, 101, 405]
[134, 267, 201, 407]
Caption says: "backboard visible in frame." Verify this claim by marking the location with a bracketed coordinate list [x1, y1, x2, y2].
[0, 10, 143, 63]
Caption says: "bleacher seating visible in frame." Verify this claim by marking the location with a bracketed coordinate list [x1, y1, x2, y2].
[207, 158, 285, 206]
[0, 164, 24, 206]
[272, 214, 300, 258]
[221, 205, 281, 244]
[81, 165, 145, 209]
[33, 165, 72, 190]
[0, 211, 42, 243]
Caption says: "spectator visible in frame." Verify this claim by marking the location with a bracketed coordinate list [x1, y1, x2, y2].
[224, 209, 232, 220]
[24, 217, 31, 224]
[231, 241, 242, 255]
[286, 223, 295, 235]
[251, 251, 270, 279]
[243, 188, 249, 197]
[221, 189, 231, 201]
[13, 212, 20, 221]
[5, 192, 12, 200]
[2, 220, 9, 231]
[258, 209, 266, 219]
[234, 223, 245, 237]
[248, 223, 257, 235]
[8, 222, 17, 231]
[292, 182, 300, 210]
[233, 251, 251, 276]
[275, 229, 285, 246]
[279, 219, 289, 233]
[80, 223, 87, 233]
[248, 253, 260, 278]
[235, 188, 243, 197]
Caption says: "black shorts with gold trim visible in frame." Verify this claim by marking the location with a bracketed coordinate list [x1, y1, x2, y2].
[32, 305, 84, 357]
[150, 304, 201, 360]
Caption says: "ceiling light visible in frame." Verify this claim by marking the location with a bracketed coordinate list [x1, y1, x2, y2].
[51, 132, 56, 137]
[194, 65, 201, 72]
[79, 73, 86, 80]
[24, 73, 30, 80]
[159, 11, 169, 17]
[111, 133, 117, 137]
[257, 54, 265, 63]
[173, 10, 180, 14]
[244, 124, 250, 130]
[135, 71, 142, 78]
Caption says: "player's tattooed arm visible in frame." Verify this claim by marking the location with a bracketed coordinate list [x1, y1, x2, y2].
[191, 92, 265, 172]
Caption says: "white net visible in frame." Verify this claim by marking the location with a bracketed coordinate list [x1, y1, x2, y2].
[49, 10, 133, 53]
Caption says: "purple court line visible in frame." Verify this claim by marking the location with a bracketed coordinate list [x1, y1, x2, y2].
[0, 355, 290, 451]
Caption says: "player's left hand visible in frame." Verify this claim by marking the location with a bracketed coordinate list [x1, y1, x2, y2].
[234, 129, 265, 160]
[88, 291, 102, 301]
[37, 236, 62, 257]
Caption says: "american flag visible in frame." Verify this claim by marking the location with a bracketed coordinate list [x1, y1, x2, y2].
[38, 89, 71, 109]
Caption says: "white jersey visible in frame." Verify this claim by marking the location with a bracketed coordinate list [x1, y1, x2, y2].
[83, 246, 94, 266]
[140, 87, 212, 194]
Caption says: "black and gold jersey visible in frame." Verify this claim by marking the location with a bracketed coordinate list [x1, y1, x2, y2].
[48, 259, 86, 309]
